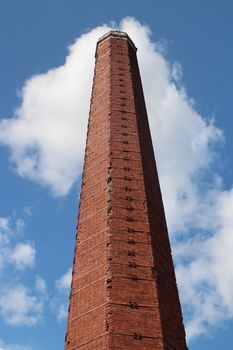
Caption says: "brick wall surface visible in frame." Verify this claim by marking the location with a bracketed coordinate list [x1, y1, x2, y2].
[65, 31, 188, 350]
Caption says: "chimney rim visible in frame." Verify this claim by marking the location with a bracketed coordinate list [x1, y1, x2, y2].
[97, 30, 137, 51]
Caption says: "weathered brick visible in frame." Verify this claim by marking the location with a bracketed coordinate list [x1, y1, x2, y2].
[65, 31, 188, 350]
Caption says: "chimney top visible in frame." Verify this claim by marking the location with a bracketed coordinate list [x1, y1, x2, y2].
[97, 30, 137, 51]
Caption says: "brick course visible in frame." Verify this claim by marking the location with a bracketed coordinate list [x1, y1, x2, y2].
[65, 31, 188, 350]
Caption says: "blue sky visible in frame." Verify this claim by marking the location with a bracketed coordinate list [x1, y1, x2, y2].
[0, 1, 233, 349]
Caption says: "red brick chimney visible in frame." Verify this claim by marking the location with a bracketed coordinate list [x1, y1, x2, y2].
[65, 31, 188, 350]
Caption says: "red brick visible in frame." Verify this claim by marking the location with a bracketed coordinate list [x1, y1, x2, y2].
[65, 31, 188, 350]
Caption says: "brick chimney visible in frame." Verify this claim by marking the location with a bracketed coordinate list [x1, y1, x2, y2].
[64, 30, 188, 350]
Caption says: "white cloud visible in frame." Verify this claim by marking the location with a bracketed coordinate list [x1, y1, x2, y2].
[0, 218, 10, 231]
[35, 276, 47, 293]
[10, 243, 35, 270]
[121, 16, 222, 235]
[55, 267, 72, 290]
[56, 304, 69, 322]
[0, 25, 111, 196]
[0, 285, 43, 326]
[0, 215, 35, 271]
[51, 267, 72, 322]
[15, 219, 25, 233]
[0, 338, 30, 350]
[175, 189, 233, 339]
[23, 207, 32, 216]
[0, 215, 47, 330]
[0, 17, 233, 341]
